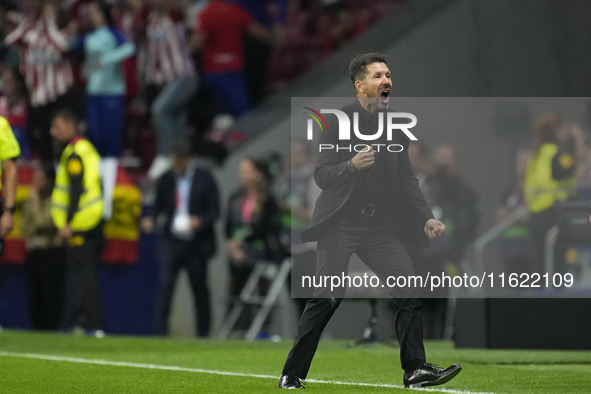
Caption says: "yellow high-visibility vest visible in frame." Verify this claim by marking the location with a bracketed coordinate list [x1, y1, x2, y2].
[524, 143, 577, 213]
[51, 137, 103, 231]
[0, 116, 21, 189]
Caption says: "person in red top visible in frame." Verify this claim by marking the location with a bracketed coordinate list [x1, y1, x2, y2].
[190, 0, 269, 117]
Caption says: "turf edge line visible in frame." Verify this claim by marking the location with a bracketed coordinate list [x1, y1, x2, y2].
[0, 351, 494, 394]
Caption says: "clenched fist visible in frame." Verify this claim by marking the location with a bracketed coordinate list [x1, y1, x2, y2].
[424, 219, 446, 239]
[351, 147, 376, 170]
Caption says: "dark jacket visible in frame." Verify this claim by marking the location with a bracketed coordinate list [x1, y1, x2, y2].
[225, 189, 284, 265]
[301, 99, 434, 247]
[153, 165, 220, 258]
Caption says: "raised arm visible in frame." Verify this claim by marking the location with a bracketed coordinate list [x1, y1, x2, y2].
[43, 3, 69, 52]
[100, 28, 136, 66]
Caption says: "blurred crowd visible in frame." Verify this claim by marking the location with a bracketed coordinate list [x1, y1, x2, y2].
[0, 0, 403, 174]
[0, 0, 410, 339]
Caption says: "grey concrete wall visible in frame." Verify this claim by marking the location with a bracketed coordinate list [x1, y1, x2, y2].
[169, 0, 591, 339]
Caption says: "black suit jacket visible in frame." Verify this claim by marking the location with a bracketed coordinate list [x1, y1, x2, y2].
[301, 100, 434, 247]
[153, 165, 220, 258]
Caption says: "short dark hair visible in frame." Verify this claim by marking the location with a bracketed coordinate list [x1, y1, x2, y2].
[91, 0, 114, 26]
[532, 111, 563, 155]
[52, 107, 80, 124]
[245, 156, 273, 183]
[170, 139, 193, 159]
[348, 52, 388, 85]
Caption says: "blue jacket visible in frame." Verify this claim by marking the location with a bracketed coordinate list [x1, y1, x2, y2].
[72, 26, 135, 96]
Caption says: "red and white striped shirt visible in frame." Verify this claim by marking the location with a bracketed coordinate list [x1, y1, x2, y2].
[142, 9, 195, 86]
[5, 14, 74, 107]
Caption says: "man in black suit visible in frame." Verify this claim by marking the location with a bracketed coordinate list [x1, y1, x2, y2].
[279, 53, 461, 389]
[141, 140, 220, 337]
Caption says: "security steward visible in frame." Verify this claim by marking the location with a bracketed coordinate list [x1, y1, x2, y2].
[50, 108, 105, 336]
[0, 115, 20, 255]
[524, 111, 577, 274]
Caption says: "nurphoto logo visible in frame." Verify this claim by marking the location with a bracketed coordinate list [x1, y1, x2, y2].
[302, 107, 418, 152]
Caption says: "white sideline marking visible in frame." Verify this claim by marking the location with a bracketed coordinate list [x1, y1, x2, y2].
[0, 351, 494, 394]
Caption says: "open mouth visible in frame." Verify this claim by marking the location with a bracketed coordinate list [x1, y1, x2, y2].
[380, 89, 390, 103]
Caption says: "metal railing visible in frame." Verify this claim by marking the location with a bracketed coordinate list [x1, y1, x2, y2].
[444, 206, 529, 340]
[473, 205, 529, 274]
[544, 225, 559, 283]
[218, 258, 292, 341]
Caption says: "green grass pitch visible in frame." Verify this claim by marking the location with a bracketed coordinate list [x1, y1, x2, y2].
[1, 330, 591, 393]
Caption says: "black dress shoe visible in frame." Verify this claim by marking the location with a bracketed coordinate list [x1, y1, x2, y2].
[278, 374, 305, 389]
[403, 363, 462, 388]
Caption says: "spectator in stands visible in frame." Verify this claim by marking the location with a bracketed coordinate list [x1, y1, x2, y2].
[278, 139, 320, 315]
[524, 112, 578, 274]
[70, 0, 135, 219]
[496, 149, 535, 275]
[0, 67, 30, 159]
[323, 0, 355, 54]
[141, 140, 220, 338]
[230, 0, 287, 105]
[112, 0, 143, 101]
[71, 0, 135, 159]
[4, 1, 77, 160]
[60, 0, 90, 28]
[190, 0, 270, 118]
[133, 0, 199, 179]
[21, 162, 65, 331]
[225, 156, 282, 333]
[0, 3, 20, 70]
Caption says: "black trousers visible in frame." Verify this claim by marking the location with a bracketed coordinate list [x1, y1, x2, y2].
[153, 237, 211, 337]
[60, 225, 104, 330]
[283, 211, 426, 379]
[25, 247, 66, 330]
[289, 249, 317, 316]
